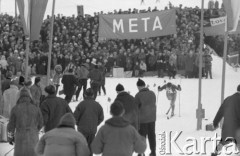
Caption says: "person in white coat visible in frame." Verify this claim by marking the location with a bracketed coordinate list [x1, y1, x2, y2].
[3, 80, 19, 118]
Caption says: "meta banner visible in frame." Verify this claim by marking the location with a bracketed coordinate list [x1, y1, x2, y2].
[99, 9, 176, 39]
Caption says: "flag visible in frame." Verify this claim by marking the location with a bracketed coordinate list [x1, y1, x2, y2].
[223, 0, 240, 32]
[17, 0, 48, 41]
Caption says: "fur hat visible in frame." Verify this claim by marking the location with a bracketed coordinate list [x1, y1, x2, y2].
[45, 85, 56, 95]
[58, 113, 76, 128]
[136, 78, 145, 87]
[116, 83, 124, 92]
[19, 88, 31, 98]
[10, 79, 18, 86]
[110, 101, 124, 116]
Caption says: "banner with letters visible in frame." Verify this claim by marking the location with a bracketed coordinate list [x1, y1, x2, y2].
[204, 16, 240, 36]
[98, 9, 176, 39]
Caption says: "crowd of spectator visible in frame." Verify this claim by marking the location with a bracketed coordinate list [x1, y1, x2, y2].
[0, 0, 238, 80]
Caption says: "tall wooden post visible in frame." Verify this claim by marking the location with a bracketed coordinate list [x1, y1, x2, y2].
[47, 0, 56, 85]
[197, 0, 205, 130]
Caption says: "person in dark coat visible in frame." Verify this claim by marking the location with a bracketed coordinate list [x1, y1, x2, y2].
[40, 85, 72, 132]
[1, 71, 12, 94]
[61, 68, 79, 103]
[210, 85, 240, 156]
[74, 88, 104, 154]
[135, 79, 156, 156]
[98, 62, 106, 96]
[156, 52, 166, 78]
[88, 65, 102, 100]
[114, 83, 138, 130]
[7, 87, 43, 156]
[185, 50, 195, 78]
[91, 101, 146, 156]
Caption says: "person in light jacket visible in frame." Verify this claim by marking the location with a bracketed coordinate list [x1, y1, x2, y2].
[91, 101, 146, 156]
[35, 113, 90, 156]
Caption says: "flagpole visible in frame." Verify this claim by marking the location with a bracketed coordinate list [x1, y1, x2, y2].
[25, 36, 30, 79]
[197, 0, 205, 130]
[47, 0, 56, 85]
[15, 0, 17, 18]
[221, 27, 228, 104]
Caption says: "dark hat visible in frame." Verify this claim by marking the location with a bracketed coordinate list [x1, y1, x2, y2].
[24, 79, 32, 87]
[116, 83, 124, 92]
[110, 101, 124, 116]
[84, 88, 94, 97]
[68, 68, 73, 73]
[19, 76, 25, 85]
[34, 77, 41, 84]
[45, 85, 56, 95]
[137, 78, 145, 87]
[167, 82, 172, 87]
[58, 113, 76, 128]
[237, 85, 240, 92]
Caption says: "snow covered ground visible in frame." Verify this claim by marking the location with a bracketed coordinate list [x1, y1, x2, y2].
[0, 54, 240, 156]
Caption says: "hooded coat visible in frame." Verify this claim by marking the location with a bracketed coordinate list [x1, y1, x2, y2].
[7, 93, 43, 156]
[35, 114, 90, 156]
[91, 117, 146, 156]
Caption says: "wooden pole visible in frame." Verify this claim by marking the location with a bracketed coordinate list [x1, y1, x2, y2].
[25, 36, 30, 79]
[221, 31, 228, 104]
[47, 0, 56, 85]
[15, 0, 17, 18]
[197, 0, 204, 130]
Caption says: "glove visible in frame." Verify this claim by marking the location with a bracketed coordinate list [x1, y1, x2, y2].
[7, 132, 14, 145]
[178, 85, 181, 90]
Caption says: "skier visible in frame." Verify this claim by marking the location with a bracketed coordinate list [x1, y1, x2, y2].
[158, 82, 181, 117]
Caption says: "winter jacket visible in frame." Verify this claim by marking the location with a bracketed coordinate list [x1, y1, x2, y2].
[213, 92, 240, 144]
[91, 117, 146, 156]
[88, 68, 102, 87]
[40, 95, 72, 132]
[74, 97, 104, 135]
[135, 88, 156, 123]
[61, 73, 78, 96]
[7, 97, 43, 156]
[35, 127, 90, 156]
[3, 85, 19, 118]
[30, 84, 42, 107]
[114, 92, 138, 130]
[76, 65, 89, 80]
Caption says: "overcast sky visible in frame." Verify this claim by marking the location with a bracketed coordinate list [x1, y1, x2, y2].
[0, 0, 222, 18]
